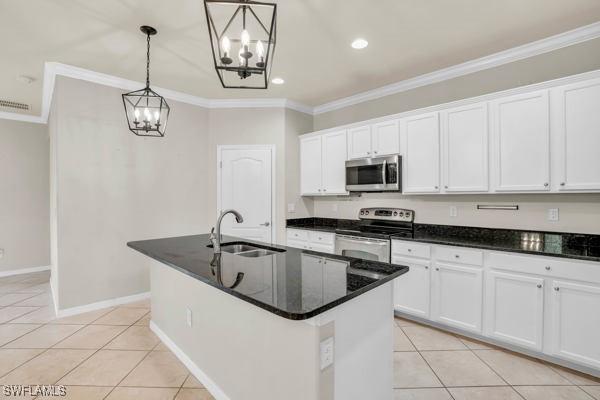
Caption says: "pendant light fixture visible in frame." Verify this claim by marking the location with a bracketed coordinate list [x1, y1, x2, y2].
[122, 26, 170, 137]
[203, 0, 277, 89]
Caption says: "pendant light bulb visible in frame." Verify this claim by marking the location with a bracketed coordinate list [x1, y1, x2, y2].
[238, 47, 245, 65]
[154, 111, 160, 122]
[256, 40, 264, 58]
[134, 108, 140, 122]
[241, 30, 250, 47]
[221, 36, 231, 55]
[144, 108, 151, 121]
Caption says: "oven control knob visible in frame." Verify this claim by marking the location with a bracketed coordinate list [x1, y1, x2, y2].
[393, 211, 398, 216]
[399, 212, 404, 217]
[360, 211, 364, 215]
[365, 210, 370, 215]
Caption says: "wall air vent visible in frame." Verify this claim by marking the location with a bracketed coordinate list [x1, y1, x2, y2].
[0, 99, 29, 111]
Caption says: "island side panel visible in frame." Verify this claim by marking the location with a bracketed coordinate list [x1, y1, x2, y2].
[149, 260, 321, 400]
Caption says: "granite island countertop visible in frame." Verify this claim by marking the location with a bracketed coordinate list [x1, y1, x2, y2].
[287, 218, 600, 263]
[128, 234, 408, 320]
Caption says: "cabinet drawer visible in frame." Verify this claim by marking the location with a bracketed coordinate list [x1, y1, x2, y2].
[309, 231, 335, 245]
[436, 246, 483, 266]
[287, 229, 309, 242]
[287, 239, 308, 250]
[488, 252, 600, 284]
[392, 240, 431, 259]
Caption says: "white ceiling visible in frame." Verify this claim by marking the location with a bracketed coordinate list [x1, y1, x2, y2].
[2, 0, 600, 115]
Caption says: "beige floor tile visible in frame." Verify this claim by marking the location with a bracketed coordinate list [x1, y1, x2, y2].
[10, 306, 56, 324]
[120, 351, 188, 388]
[549, 365, 600, 385]
[0, 349, 44, 376]
[474, 350, 571, 385]
[59, 349, 147, 386]
[121, 298, 151, 308]
[0, 283, 38, 293]
[0, 293, 37, 306]
[92, 307, 149, 326]
[393, 352, 442, 389]
[134, 313, 151, 326]
[582, 386, 600, 400]
[515, 386, 594, 400]
[104, 326, 160, 350]
[0, 324, 41, 346]
[183, 374, 204, 388]
[395, 317, 422, 328]
[36, 386, 113, 400]
[449, 386, 522, 400]
[402, 326, 467, 351]
[394, 388, 452, 400]
[457, 336, 496, 350]
[0, 307, 40, 323]
[13, 283, 48, 294]
[175, 389, 215, 400]
[53, 325, 127, 349]
[395, 325, 416, 351]
[4, 324, 83, 349]
[49, 307, 115, 325]
[105, 387, 178, 400]
[12, 292, 53, 307]
[154, 342, 169, 351]
[0, 349, 94, 385]
[421, 350, 504, 387]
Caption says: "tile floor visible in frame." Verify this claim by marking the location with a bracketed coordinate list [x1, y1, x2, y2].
[0, 271, 598, 399]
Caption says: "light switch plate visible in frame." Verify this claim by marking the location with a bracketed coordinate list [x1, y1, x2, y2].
[449, 206, 458, 218]
[332, 204, 338, 213]
[548, 208, 559, 222]
[186, 308, 193, 327]
[287, 203, 295, 213]
[320, 337, 334, 370]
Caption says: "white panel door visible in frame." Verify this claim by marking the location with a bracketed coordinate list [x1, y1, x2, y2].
[554, 79, 600, 191]
[441, 103, 489, 192]
[431, 262, 483, 333]
[392, 257, 430, 318]
[551, 280, 600, 369]
[322, 130, 348, 195]
[491, 91, 550, 192]
[372, 120, 400, 157]
[485, 271, 544, 351]
[219, 146, 273, 243]
[401, 112, 440, 193]
[347, 125, 372, 159]
[300, 136, 322, 195]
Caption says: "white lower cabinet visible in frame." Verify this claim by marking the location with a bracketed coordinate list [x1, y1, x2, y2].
[392, 256, 430, 318]
[485, 271, 544, 351]
[431, 262, 483, 333]
[550, 280, 600, 369]
[286, 229, 335, 254]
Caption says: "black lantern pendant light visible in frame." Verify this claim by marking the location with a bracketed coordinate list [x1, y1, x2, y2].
[122, 26, 170, 137]
[203, 0, 277, 89]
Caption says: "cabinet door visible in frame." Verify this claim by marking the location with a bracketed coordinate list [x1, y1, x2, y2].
[323, 258, 348, 302]
[322, 130, 348, 195]
[392, 257, 430, 318]
[372, 120, 400, 157]
[491, 91, 550, 192]
[551, 280, 600, 369]
[300, 136, 322, 195]
[431, 263, 483, 333]
[554, 80, 600, 191]
[485, 271, 544, 351]
[347, 125, 372, 159]
[441, 103, 489, 192]
[401, 113, 440, 193]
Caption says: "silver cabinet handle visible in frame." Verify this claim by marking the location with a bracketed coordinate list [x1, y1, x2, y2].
[544, 182, 549, 187]
[367, 151, 371, 155]
[435, 267, 440, 271]
[560, 182, 566, 186]
[425, 266, 429, 269]
[537, 284, 542, 289]
[554, 287, 560, 291]
[454, 254, 460, 259]
[260, 222, 270, 227]
[323, 188, 327, 192]
[435, 186, 439, 190]
[445, 185, 449, 189]
[545, 266, 551, 271]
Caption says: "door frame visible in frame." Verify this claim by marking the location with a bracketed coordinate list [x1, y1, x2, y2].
[216, 144, 277, 243]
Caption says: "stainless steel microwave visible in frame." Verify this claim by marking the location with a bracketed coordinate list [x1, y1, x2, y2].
[345, 154, 401, 192]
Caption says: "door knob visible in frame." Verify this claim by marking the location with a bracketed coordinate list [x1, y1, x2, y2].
[260, 222, 270, 227]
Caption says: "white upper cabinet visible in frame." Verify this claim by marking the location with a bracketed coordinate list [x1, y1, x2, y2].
[554, 79, 600, 191]
[441, 103, 489, 192]
[372, 120, 400, 157]
[491, 90, 550, 192]
[347, 125, 372, 159]
[401, 112, 440, 193]
[300, 131, 348, 196]
[321, 130, 348, 195]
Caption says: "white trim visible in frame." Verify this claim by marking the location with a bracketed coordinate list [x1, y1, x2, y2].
[0, 265, 50, 278]
[55, 291, 150, 318]
[150, 321, 231, 400]
[312, 21, 600, 115]
[216, 144, 277, 243]
[50, 275, 59, 315]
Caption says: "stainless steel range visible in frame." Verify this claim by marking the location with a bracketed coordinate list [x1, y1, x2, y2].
[334, 207, 414, 263]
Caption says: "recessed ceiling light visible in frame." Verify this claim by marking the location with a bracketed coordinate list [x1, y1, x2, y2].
[351, 38, 368, 49]
[271, 77, 285, 85]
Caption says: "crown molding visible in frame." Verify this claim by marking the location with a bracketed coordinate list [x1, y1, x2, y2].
[312, 21, 600, 115]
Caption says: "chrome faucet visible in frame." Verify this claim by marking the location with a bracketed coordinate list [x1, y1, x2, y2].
[209, 209, 244, 254]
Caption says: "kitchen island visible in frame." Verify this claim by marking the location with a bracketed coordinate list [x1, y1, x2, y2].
[128, 234, 408, 400]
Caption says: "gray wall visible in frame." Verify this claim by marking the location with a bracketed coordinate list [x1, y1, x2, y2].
[0, 119, 50, 273]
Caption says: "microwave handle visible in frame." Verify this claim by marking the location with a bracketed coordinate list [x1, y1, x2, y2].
[382, 159, 387, 184]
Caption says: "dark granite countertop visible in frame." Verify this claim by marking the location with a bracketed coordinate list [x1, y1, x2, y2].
[128, 234, 408, 320]
[287, 218, 600, 263]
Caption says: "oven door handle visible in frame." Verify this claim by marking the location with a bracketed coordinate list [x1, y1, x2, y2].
[382, 159, 387, 184]
[335, 235, 390, 246]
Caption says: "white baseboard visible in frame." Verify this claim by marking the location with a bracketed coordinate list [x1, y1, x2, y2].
[0, 265, 50, 278]
[56, 291, 150, 318]
[150, 321, 231, 400]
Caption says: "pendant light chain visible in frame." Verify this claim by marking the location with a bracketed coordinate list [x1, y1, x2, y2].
[145, 33, 151, 89]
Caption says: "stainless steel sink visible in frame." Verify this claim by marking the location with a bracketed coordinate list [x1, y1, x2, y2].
[216, 242, 284, 258]
[236, 249, 278, 257]
[221, 244, 257, 254]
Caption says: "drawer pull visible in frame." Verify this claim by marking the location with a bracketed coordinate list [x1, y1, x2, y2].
[554, 287, 560, 291]
[537, 284, 542, 289]
[425, 266, 429, 269]
[407, 248, 412, 252]
[455, 254, 460, 259]
[545, 266, 551, 271]
[435, 267, 440, 271]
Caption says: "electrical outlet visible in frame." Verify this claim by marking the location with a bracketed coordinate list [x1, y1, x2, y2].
[332, 204, 338, 213]
[548, 208, 559, 222]
[186, 308, 193, 327]
[287, 203, 295, 213]
[0, 248, 4, 259]
[320, 337, 334, 370]
[449, 206, 458, 218]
